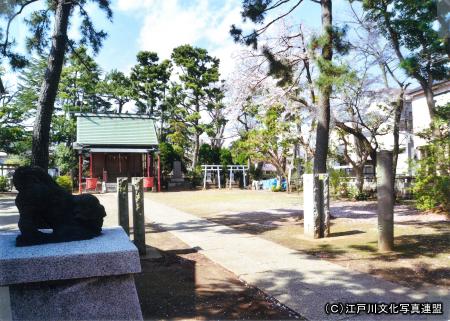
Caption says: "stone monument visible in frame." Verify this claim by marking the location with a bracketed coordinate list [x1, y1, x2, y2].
[303, 174, 330, 238]
[0, 227, 143, 320]
[168, 161, 185, 189]
[172, 161, 183, 181]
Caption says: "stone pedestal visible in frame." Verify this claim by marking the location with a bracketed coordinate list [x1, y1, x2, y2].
[0, 227, 143, 321]
[303, 174, 330, 238]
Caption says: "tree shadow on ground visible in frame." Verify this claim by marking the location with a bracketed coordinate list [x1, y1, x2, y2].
[345, 222, 450, 287]
[302, 243, 348, 259]
[145, 212, 300, 236]
[348, 221, 449, 261]
[368, 264, 450, 289]
[328, 230, 365, 237]
[204, 208, 303, 235]
[238, 267, 449, 320]
[330, 202, 426, 220]
[135, 226, 301, 320]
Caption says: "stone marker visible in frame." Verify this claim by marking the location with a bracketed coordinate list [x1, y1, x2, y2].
[303, 174, 330, 238]
[172, 161, 182, 180]
[376, 150, 394, 252]
[132, 177, 146, 255]
[0, 227, 143, 320]
[117, 177, 130, 236]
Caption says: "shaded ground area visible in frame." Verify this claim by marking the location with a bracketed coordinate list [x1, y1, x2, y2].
[137, 224, 302, 320]
[0, 194, 302, 320]
[147, 190, 450, 290]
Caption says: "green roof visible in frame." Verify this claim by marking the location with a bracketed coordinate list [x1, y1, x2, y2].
[76, 115, 158, 146]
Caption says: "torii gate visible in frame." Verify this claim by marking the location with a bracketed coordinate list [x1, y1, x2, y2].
[201, 165, 223, 189]
[227, 165, 249, 189]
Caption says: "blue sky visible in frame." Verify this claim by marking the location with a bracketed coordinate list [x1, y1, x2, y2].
[3, 0, 354, 86]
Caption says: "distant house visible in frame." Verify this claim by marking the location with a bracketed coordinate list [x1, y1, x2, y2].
[333, 81, 449, 177]
[408, 80, 450, 155]
[73, 113, 160, 191]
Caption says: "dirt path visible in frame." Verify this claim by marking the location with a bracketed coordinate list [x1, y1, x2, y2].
[136, 224, 302, 320]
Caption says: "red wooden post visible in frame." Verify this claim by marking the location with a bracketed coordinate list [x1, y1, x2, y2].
[157, 154, 161, 192]
[146, 153, 150, 177]
[78, 153, 83, 194]
[149, 154, 153, 176]
[89, 153, 93, 178]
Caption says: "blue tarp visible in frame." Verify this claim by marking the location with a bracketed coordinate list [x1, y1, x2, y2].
[260, 178, 287, 191]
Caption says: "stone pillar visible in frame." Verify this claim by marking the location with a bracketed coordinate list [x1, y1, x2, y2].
[303, 174, 330, 238]
[376, 150, 394, 252]
[203, 168, 207, 189]
[217, 168, 221, 189]
[132, 177, 146, 255]
[117, 177, 129, 236]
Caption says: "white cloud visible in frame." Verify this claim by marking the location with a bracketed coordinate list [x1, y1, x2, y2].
[115, 0, 248, 79]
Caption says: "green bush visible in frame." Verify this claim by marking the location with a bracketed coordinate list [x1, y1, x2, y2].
[413, 172, 450, 212]
[5, 155, 30, 166]
[329, 168, 348, 196]
[187, 166, 203, 188]
[52, 144, 77, 175]
[347, 185, 369, 201]
[56, 175, 73, 193]
[0, 176, 9, 192]
[271, 185, 282, 192]
[412, 105, 450, 213]
[159, 142, 181, 177]
[249, 163, 262, 180]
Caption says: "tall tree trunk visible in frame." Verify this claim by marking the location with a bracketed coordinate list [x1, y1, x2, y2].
[31, 0, 72, 170]
[422, 83, 436, 122]
[192, 99, 200, 169]
[159, 116, 165, 143]
[313, 0, 332, 174]
[192, 132, 200, 169]
[392, 89, 405, 202]
[392, 89, 404, 180]
[354, 166, 364, 194]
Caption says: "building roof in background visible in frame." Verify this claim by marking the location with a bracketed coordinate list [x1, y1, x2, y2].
[262, 163, 277, 171]
[406, 80, 450, 97]
[74, 113, 158, 148]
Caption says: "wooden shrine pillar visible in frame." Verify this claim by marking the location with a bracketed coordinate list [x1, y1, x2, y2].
[89, 153, 93, 178]
[157, 154, 161, 192]
[146, 153, 151, 177]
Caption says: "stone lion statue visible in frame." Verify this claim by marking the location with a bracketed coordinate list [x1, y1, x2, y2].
[13, 166, 106, 247]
